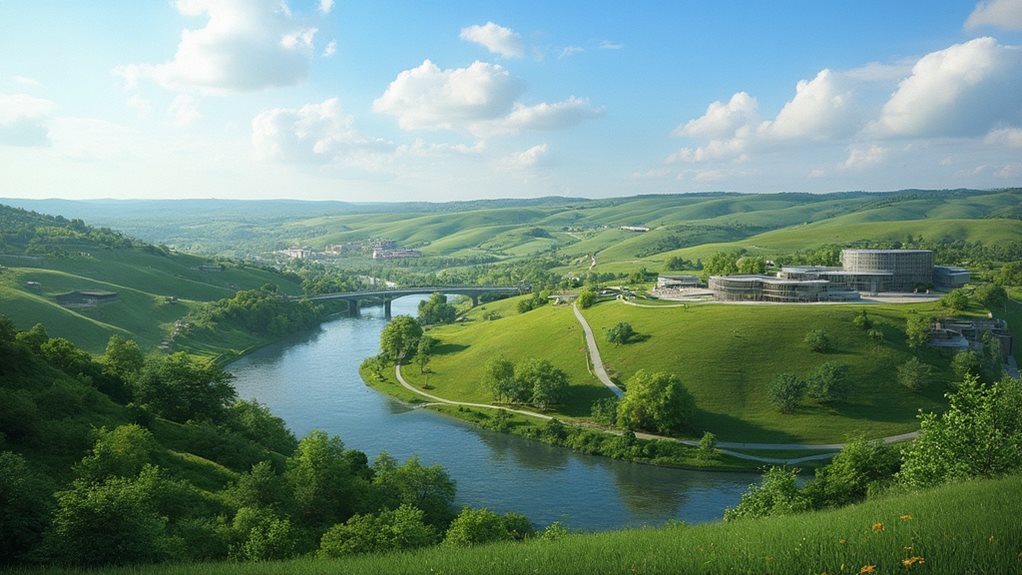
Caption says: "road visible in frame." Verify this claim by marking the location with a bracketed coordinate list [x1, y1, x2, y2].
[571, 302, 625, 397]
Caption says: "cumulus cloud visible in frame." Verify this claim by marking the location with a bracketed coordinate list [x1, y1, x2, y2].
[0, 93, 55, 146]
[115, 0, 317, 93]
[318, 0, 334, 14]
[373, 60, 604, 137]
[460, 22, 524, 59]
[559, 46, 584, 59]
[841, 144, 888, 170]
[252, 98, 390, 166]
[871, 37, 1022, 138]
[673, 92, 759, 139]
[760, 69, 859, 140]
[965, 0, 1022, 30]
[372, 59, 524, 131]
[501, 144, 550, 170]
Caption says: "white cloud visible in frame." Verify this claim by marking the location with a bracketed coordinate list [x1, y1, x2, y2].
[501, 144, 550, 170]
[372, 59, 524, 131]
[559, 46, 584, 59]
[599, 40, 623, 50]
[760, 69, 859, 140]
[673, 92, 759, 139]
[115, 0, 317, 93]
[0, 93, 55, 146]
[318, 0, 335, 15]
[966, 0, 1022, 30]
[252, 98, 390, 167]
[397, 139, 485, 157]
[498, 97, 605, 132]
[459, 22, 524, 59]
[841, 144, 887, 170]
[322, 40, 336, 58]
[985, 126, 1022, 147]
[169, 94, 200, 126]
[871, 37, 1022, 138]
[11, 75, 42, 88]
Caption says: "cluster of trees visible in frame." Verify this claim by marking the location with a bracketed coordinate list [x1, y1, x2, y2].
[768, 362, 851, 413]
[189, 284, 326, 337]
[589, 371, 696, 435]
[0, 205, 140, 258]
[516, 290, 549, 313]
[727, 372, 1022, 521]
[483, 358, 569, 409]
[418, 292, 457, 325]
[1, 316, 572, 568]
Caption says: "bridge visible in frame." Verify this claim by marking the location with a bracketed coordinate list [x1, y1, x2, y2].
[299, 285, 527, 316]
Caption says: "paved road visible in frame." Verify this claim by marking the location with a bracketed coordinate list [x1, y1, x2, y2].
[571, 302, 625, 397]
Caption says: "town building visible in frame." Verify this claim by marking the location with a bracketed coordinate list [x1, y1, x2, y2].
[55, 290, 119, 307]
[656, 274, 701, 288]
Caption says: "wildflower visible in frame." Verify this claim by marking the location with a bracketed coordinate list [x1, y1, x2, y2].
[901, 556, 925, 568]
[871, 522, 885, 533]
[859, 565, 876, 574]
[839, 538, 846, 545]
[903, 546, 913, 552]
[900, 514, 912, 521]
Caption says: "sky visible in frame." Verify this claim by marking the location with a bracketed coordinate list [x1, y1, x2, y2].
[1, 0, 1021, 202]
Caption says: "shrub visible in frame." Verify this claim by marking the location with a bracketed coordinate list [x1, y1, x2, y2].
[804, 329, 830, 353]
[768, 373, 806, 413]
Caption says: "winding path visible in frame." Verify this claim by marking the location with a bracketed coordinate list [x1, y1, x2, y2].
[572, 302, 625, 397]
[392, 365, 911, 466]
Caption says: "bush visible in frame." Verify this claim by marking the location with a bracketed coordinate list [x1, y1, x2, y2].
[319, 505, 437, 557]
[768, 373, 806, 413]
[804, 329, 830, 353]
[723, 467, 809, 522]
[806, 362, 850, 403]
[443, 507, 534, 546]
[576, 289, 596, 309]
[607, 322, 635, 345]
[617, 370, 695, 435]
[897, 357, 933, 392]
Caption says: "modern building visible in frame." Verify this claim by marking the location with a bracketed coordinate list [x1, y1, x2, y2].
[711, 249, 967, 302]
[656, 274, 700, 288]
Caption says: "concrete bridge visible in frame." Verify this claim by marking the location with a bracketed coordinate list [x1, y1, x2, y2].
[300, 285, 527, 316]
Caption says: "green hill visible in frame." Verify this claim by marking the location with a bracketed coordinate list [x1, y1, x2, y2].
[0, 204, 303, 355]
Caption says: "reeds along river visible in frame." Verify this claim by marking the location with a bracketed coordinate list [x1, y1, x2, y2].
[228, 295, 759, 531]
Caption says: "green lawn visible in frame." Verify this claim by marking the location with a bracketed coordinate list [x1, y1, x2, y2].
[583, 300, 952, 443]
[400, 296, 614, 418]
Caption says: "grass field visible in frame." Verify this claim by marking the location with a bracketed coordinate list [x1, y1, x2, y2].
[583, 299, 952, 443]
[400, 296, 614, 418]
[28, 473, 1021, 575]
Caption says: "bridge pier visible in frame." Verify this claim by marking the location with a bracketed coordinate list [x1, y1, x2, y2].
[348, 299, 360, 316]
[384, 299, 392, 318]
[471, 295, 479, 307]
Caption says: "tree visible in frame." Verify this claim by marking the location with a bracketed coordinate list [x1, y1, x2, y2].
[14, 322, 48, 352]
[905, 314, 932, 350]
[590, 397, 618, 426]
[372, 454, 456, 529]
[768, 373, 806, 413]
[132, 353, 236, 422]
[443, 507, 534, 546]
[228, 461, 292, 511]
[803, 329, 830, 353]
[995, 261, 1022, 286]
[723, 466, 809, 522]
[939, 288, 969, 313]
[102, 335, 144, 381]
[703, 251, 740, 279]
[899, 374, 1022, 488]
[867, 328, 885, 350]
[975, 283, 1007, 311]
[416, 336, 436, 374]
[897, 357, 933, 391]
[616, 370, 695, 434]
[607, 322, 635, 345]
[805, 436, 899, 509]
[0, 451, 52, 564]
[379, 315, 423, 364]
[75, 424, 158, 483]
[576, 288, 595, 309]
[285, 431, 370, 529]
[483, 357, 518, 403]
[417, 292, 456, 325]
[806, 362, 851, 403]
[698, 432, 717, 462]
[665, 256, 690, 271]
[951, 349, 983, 381]
[319, 504, 437, 557]
[514, 358, 569, 409]
[225, 400, 298, 456]
[225, 506, 299, 561]
[851, 309, 872, 330]
[736, 256, 765, 275]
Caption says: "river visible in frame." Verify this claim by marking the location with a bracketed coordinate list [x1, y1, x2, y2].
[229, 296, 759, 532]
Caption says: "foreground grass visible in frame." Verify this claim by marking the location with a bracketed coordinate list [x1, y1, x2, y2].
[31, 474, 1022, 575]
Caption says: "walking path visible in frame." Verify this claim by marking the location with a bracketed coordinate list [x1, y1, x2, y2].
[394, 364, 916, 466]
[571, 302, 625, 397]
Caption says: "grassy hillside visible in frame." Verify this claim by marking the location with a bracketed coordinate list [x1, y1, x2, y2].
[33, 473, 1022, 575]
[0, 204, 303, 354]
[583, 300, 952, 443]
[401, 295, 962, 444]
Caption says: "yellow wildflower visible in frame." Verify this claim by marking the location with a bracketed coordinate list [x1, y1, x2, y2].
[900, 514, 912, 521]
[859, 565, 876, 574]
[839, 538, 846, 545]
[901, 556, 925, 568]
[871, 522, 885, 533]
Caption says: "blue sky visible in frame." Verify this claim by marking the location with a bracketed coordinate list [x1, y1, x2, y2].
[1, 0, 1020, 201]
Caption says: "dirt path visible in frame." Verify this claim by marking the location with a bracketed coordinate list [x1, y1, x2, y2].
[571, 302, 625, 397]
